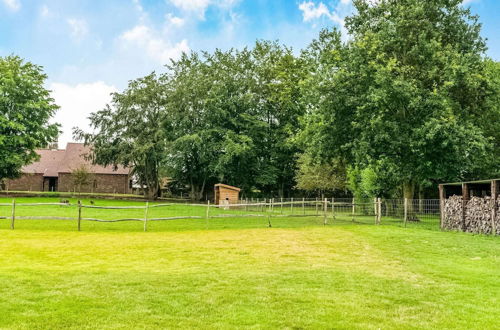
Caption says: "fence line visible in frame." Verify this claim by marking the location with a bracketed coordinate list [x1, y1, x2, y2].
[0, 198, 444, 232]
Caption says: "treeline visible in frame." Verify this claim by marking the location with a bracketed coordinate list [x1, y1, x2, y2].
[74, 0, 499, 200]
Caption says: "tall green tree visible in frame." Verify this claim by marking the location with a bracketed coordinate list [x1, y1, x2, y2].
[249, 41, 306, 197]
[162, 52, 227, 200]
[301, 0, 493, 200]
[0, 55, 59, 181]
[163, 43, 305, 199]
[476, 59, 500, 177]
[295, 153, 346, 196]
[74, 73, 168, 199]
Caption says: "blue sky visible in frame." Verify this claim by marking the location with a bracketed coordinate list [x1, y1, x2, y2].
[1, 0, 499, 146]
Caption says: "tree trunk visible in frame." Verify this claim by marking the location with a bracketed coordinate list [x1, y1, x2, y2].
[403, 181, 419, 221]
[145, 187, 158, 200]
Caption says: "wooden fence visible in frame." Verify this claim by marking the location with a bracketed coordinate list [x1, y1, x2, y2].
[0, 198, 443, 232]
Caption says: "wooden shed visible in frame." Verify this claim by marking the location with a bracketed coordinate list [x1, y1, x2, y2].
[214, 184, 241, 205]
[439, 178, 499, 235]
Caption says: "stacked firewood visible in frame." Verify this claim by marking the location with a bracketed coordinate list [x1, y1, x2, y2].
[444, 195, 463, 231]
[465, 197, 492, 234]
[444, 195, 499, 234]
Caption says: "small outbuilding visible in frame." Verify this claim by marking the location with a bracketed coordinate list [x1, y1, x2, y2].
[214, 183, 241, 205]
[439, 178, 499, 235]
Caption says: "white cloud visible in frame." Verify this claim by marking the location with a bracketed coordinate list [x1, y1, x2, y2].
[40, 4, 50, 17]
[169, 0, 238, 19]
[2, 0, 20, 11]
[299, 1, 352, 39]
[50, 82, 117, 147]
[299, 1, 343, 25]
[170, 0, 210, 17]
[166, 13, 185, 27]
[132, 0, 148, 22]
[67, 18, 89, 41]
[120, 24, 189, 64]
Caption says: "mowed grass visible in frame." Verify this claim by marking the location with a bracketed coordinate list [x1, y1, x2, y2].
[0, 198, 498, 329]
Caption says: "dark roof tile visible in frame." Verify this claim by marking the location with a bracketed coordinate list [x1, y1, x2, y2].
[21, 143, 129, 176]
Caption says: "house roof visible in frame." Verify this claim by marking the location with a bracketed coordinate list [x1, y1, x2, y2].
[22, 149, 66, 177]
[215, 183, 241, 192]
[21, 143, 129, 177]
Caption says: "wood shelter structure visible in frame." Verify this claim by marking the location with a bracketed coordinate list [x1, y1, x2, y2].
[214, 184, 241, 205]
[439, 178, 499, 235]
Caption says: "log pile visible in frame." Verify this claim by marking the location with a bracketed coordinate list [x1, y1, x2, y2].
[443, 195, 463, 231]
[465, 197, 492, 234]
[444, 195, 499, 234]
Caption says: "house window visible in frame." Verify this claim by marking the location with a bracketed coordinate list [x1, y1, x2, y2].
[93, 180, 97, 188]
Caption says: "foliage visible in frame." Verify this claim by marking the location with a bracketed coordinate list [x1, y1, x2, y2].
[301, 0, 494, 199]
[0, 55, 59, 180]
[71, 165, 94, 192]
[295, 153, 346, 194]
[76, 1, 498, 199]
[78, 42, 306, 200]
[163, 43, 305, 199]
[74, 73, 168, 199]
[474, 59, 500, 178]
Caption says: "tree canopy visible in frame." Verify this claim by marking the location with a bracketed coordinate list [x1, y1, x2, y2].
[0, 55, 59, 181]
[300, 0, 497, 199]
[74, 73, 168, 199]
[76, 0, 499, 200]
[77, 41, 306, 199]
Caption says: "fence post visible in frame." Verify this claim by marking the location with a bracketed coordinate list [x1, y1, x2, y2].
[315, 198, 319, 215]
[439, 184, 445, 230]
[491, 180, 497, 236]
[323, 198, 328, 225]
[78, 200, 82, 231]
[302, 197, 305, 215]
[351, 198, 355, 222]
[404, 198, 408, 228]
[245, 198, 248, 212]
[281, 197, 283, 214]
[331, 197, 335, 221]
[374, 198, 378, 224]
[10, 199, 15, 230]
[206, 200, 210, 229]
[291, 197, 294, 215]
[377, 198, 382, 225]
[462, 183, 469, 232]
[143, 201, 149, 232]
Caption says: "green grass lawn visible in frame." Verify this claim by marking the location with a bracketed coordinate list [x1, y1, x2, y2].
[0, 198, 498, 329]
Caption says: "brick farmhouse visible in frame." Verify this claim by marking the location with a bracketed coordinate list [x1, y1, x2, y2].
[5, 143, 130, 194]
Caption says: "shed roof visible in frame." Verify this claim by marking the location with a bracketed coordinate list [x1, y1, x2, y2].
[440, 178, 500, 186]
[21, 143, 129, 176]
[215, 183, 241, 192]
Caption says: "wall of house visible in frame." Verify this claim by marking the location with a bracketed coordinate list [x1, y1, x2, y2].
[217, 187, 240, 204]
[5, 174, 44, 191]
[58, 173, 130, 194]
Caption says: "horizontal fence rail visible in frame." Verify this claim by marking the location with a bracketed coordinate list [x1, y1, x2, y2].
[0, 198, 463, 233]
